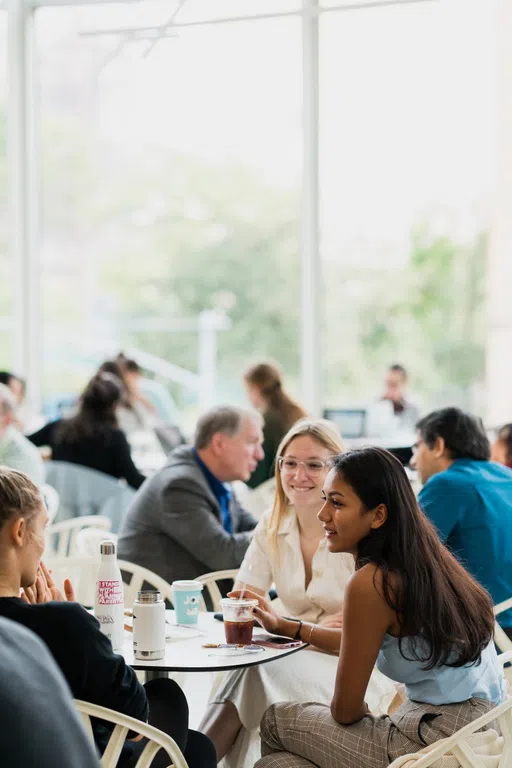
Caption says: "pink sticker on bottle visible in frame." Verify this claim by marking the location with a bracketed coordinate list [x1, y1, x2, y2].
[97, 580, 123, 605]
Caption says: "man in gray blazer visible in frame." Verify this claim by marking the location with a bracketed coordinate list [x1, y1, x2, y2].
[118, 406, 264, 586]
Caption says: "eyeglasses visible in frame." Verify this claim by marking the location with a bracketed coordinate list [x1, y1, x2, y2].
[278, 457, 329, 475]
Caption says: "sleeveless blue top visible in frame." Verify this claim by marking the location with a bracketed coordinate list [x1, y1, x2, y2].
[377, 634, 506, 705]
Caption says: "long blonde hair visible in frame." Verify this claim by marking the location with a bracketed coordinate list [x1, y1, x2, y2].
[268, 418, 344, 553]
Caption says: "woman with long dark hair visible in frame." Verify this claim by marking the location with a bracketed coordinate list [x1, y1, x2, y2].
[244, 361, 307, 488]
[233, 447, 505, 768]
[201, 422, 395, 767]
[28, 373, 145, 489]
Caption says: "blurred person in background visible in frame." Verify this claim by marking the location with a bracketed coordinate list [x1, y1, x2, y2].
[118, 406, 262, 586]
[0, 384, 44, 485]
[491, 423, 512, 469]
[0, 370, 27, 429]
[412, 407, 512, 638]
[27, 373, 145, 490]
[244, 361, 307, 489]
[98, 359, 154, 437]
[0, 371, 25, 406]
[368, 364, 419, 437]
[99, 356, 158, 435]
[200, 418, 395, 767]
[116, 352, 181, 429]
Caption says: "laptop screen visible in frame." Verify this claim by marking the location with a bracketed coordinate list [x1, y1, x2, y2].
[323, 409, 367, 439]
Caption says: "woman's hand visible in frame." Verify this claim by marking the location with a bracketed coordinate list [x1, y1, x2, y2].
[21, 562, 75, 604]
[319, 611, 343, 629]
[41, 562, 76, 602]
[21, 570, 50, 604]
[228, 589, 282, 635]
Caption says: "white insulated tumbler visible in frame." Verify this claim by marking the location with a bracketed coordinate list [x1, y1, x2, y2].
[133, 590, 166, 660]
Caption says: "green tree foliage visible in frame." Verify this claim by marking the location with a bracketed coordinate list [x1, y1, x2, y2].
[2, 101, 485, 410]
[323, 227, 486, 409]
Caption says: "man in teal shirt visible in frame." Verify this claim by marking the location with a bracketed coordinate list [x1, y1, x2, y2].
[412, 407, 512, 636]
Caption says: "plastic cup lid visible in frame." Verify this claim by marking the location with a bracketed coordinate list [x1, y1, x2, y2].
[172, 580, 204, 591]
[220, 598, 258, 608]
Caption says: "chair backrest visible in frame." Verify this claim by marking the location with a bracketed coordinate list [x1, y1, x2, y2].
[118, 560, 174, 609]
[44, 461, 135, 531]
[388, 703, 512, 767]
[46, 516, 112, 557]
[74, 699, 188, 768]
[196, 569, 239, 611]
[44, 555, 99, 607]
[41, 482, 60, 524]
[75, 527, 118, 558]
[388, 651, 512, 767]
[495, 597, 512, 653]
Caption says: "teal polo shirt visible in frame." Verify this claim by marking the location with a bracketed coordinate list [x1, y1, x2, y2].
[419, 458, 512, 628]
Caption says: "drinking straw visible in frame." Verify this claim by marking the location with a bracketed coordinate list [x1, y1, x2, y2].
[239, 563, 252, 600]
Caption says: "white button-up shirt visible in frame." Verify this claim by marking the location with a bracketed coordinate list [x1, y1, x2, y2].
[237, 506, 354, 623]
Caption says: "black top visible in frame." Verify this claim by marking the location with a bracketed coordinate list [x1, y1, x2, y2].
[28, 419, 145, 490]
[0, 616, 100, 767]
[247, 410, 287, 489]
[0, 598, 148, 757]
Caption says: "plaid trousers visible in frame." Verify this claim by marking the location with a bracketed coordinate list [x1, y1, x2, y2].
[254, 697, 496, 768]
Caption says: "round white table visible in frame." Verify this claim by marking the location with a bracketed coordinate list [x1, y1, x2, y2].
[122, 610, 307, 679]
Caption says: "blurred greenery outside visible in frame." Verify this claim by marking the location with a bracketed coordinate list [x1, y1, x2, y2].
[0, 82, 486, 419]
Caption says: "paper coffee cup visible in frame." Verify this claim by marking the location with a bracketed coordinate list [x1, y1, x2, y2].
[172, 580, 203, 625]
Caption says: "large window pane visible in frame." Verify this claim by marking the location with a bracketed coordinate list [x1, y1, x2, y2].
[320, 0, 493, 413]
[0, 11, 11, 367]
[38, 6, 301, 410]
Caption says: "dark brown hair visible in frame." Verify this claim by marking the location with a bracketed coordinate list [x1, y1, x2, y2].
[244, 362, 306, 431]
[58, 373, 122, 444]
[97, 360, 131, 409]
[0, 467, 42, 528]
[116, 353, 141, 375]
[416, 407, 490, 461]
[330, 447, 495, 668]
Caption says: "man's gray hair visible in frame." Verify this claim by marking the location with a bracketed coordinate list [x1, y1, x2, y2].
[0, 384, 16, 416]
[194, 405, 260, 450]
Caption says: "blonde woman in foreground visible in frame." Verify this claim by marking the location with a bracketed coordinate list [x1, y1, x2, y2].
[199, 419, 395, 766]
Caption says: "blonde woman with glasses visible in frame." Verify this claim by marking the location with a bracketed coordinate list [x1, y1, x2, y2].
[199, 419, 395, 767]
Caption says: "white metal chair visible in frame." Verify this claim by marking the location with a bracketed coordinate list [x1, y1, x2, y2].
[74, 699, 188, 768]
[387, 651, 512, 767]
[46, 515, 112, 557]
[118, 560, 175, 608]
[44, 555, 99, 606]
[196, 569, 239, 611]
[44, 461, 135, 530]
[75, 527, 118, 558]
[41, 482, 60, 524]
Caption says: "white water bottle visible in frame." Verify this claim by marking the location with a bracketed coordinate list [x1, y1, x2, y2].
[95, 540, 125, 652]
[133, 590, 166, 660]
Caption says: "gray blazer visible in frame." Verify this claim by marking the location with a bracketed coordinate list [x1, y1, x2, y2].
[118, 446, 257, 586]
